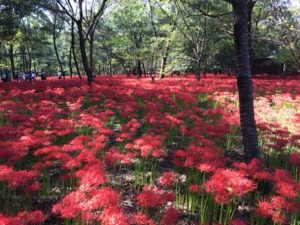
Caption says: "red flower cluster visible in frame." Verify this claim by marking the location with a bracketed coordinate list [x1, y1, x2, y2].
[158, 171, 177, 187]
[205, 169, 256, 203]
[160, 207, 181, 225]
[137, 185, 175, 208]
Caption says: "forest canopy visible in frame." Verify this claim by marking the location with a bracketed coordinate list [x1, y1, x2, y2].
[0, 0, 299, 77]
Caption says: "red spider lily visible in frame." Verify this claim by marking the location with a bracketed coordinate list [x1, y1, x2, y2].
[172, 144, 224, 172]
[134, 212, 156, 225]
[0, 210, 44, 225]
[0, 165, 14, 180]
[273, 169, 299, 199]
[0, 168, 40, 190]
[158, 171, 178, 187]
[289, 152, 300, 167]
[188, 184, 202, 193]
[132, 135, 166, 158]
[116, 119, 141, 142]
[75, 161, 106, 191]
[88, 187, 120, 208]
[230, 218, 248, 225]
[104, 147, 136, 167]
[0, 214, 23, 225]
[160, 207, 181, 225]
[232, 159, 272, 181]
[137, 185, 175, 208]
[98, 206, 129, 225]
[52, 191, 85, 219]
[0, 141, 28, 164]
[205, 169, 256, 203]
[17, 210, 45, 224]
[255, 195, 298, 224]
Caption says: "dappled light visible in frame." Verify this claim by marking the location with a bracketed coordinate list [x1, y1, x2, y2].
[0, 75, 299, 224]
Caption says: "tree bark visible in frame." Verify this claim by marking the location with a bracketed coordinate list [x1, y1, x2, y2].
[21, 46, 26, 72]
[71, 21, 82, 79]
[77, 20, 93, 84]
[9, 44, 15, 79]
[89, 29, 95, 77]
[160, 39, 171, 79]
[247, 1, 256, 70]
[25, 41, 32, 72]
[232, 0, 260, 161]
[137, 60, 142, 78]
[195, 58, 201, 81]
[69, 46, 73, 78]
[53, 15, 65, 78]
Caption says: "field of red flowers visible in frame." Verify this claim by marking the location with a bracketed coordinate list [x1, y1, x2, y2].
[0, 75, 299, 225]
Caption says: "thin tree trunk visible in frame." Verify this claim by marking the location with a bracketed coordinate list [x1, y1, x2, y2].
[77, 20, 93, 84]
[160, 26, 175, 79]
[26, 42, 32, 72]
[69, 47, 73, 78]
[9, 44, 15, 79]
[71, 21, 82, 79]
[195, 58, 201, 81]
[89, 30, 95, 77]
[232, 0, 259, 161]
[137, 61, 142, 78]
[53, 15, 65, 78]
[109, 60, 112, 76]
[142, 62, 146, 76]
[21, 46, 26, 72]
[160, 39, 171, 79]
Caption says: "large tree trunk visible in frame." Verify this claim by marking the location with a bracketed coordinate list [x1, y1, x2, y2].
[71, 21, 82, 79]
[77, 20, 93, 84]
[9, 44, 15, 80]
[247, 1, 256, 70]
[232, 0, 259, 161]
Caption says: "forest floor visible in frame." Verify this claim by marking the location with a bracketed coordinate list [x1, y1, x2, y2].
[0, 74, 300, 225]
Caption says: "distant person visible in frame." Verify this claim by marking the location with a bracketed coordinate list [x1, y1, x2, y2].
[25, 72, 32, 81]
[1, 69, 10, 82]
[148, 68, 156, 82]
[31, 72, 36, 81]
[57, 71, 62, 79]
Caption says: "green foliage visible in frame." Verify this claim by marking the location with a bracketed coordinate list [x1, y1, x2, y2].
[0, 0, 299, 74]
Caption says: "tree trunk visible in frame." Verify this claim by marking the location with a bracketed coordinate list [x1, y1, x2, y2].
[109, 60, 112, 75]
[142, 62, 146, 76]
[53, 16, 65, 78]
[160, 27, 175, 79]
[232, 0, 259, 161]
[137, 61, 142, 78]
[77, 20, 93, 84]
[26, 42, 32, 72]
[89, 30, 95, 77]
[69, 47, 73, 78]
[21, 46, 26, 72]
[195, 58, 201, 81]
[71, 21, 82, 79]
[9, 44, 15, 79]
[160, 40, 170, 79]
[247, 1, 256, 70]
